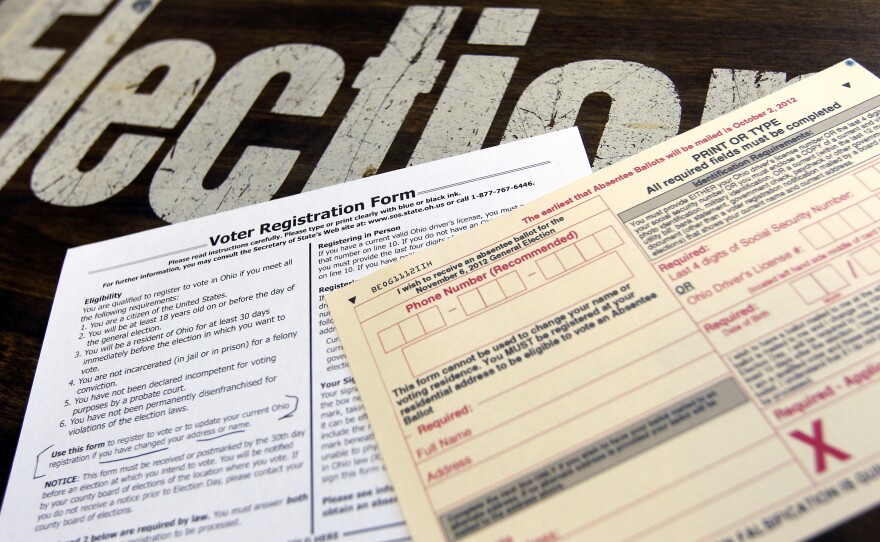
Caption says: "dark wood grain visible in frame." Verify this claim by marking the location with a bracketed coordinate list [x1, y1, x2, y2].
[0, 0, 877, 538]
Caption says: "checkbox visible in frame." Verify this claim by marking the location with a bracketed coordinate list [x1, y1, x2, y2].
[479, 281, 505, 306]
[792, 276, 824, 303]
[557, 245, 585, 269]
[842, 206, 872, 230]
[459, 290, 486, 315]
[820, 215, 853, 239]
[813, 267, 847, 293]
[576, 236, 603, 260]
[419, 307, 445, 332]
[400, 315, 425, 342]
[855, 166, 880, 190]
[498, 272, 525, 296]
[379, 325, 405, 351]
[859, 196, 880, 220]
[853, 247, 880, 274]
[595, 227, 623, 251]
[537, 254, 564, 278]
[801, 224, 834, 248]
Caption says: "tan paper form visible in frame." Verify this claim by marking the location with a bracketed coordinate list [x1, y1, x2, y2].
[327, 60, 880, 542]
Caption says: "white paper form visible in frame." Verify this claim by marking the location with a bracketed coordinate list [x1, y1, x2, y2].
[327, 60, 880, 542]
[0, 127, 590, 541]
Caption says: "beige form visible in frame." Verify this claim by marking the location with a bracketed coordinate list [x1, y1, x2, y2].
[329, 59, 880, 542]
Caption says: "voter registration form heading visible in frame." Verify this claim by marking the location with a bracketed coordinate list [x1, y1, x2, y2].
[328, 60, 880, 542]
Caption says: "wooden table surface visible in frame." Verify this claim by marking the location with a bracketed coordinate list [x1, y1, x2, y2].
[0, 0, 877, 538]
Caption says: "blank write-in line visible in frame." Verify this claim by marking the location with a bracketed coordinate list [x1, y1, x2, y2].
[343, 521, 407, 536]
[89, 244, 208, 274]
[418, 161, 551, 195]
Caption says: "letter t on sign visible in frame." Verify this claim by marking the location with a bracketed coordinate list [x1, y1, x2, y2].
[305, 6, 461, 191]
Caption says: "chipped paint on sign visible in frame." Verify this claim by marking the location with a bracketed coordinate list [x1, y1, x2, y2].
[32, 40, 214, 206]
[503, 59, 681, 170]
[0, 0, 160, 191]
[304, 6, 461, 192]
[410, 55, 518, 166]
[468, 7, 539, 46]
[700, 69, 787, 124]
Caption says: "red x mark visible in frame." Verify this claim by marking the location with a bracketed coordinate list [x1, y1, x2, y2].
[789, 419, 851, 473]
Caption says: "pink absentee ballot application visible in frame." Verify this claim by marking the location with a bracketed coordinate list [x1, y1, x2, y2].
[328, 59, 880, 542]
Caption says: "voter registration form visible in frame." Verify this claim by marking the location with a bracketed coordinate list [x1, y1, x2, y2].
[327, 60, 880, 541]
[0, 129, 589, 541]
